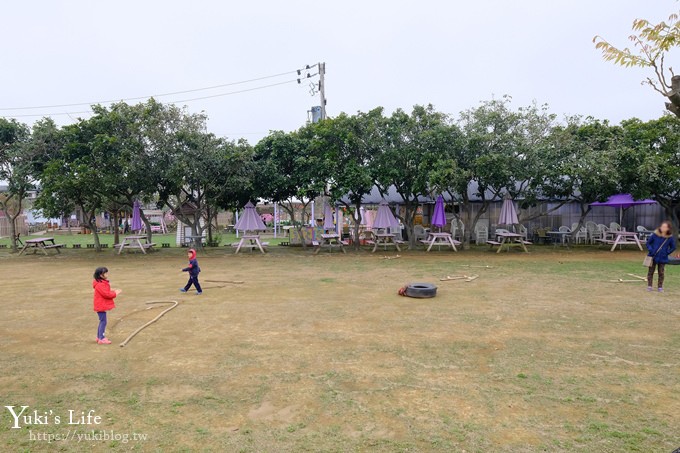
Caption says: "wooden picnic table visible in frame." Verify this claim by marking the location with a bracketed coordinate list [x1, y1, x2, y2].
[116, 235, 156, 254]
[18, 237, 65, 255]
[313, 233, 348, 254]
[595, 230, 644, 252]
[233, 235, 267, 254]
[372, 233, 403, 253]
[488, 232, 531, 253]
[420, 232, 460, 252]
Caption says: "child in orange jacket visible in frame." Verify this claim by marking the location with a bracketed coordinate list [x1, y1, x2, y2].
[93, 267, 122, 344]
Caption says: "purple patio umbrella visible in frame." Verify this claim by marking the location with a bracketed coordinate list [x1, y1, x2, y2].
[323, 204, 335, 230]
[498, 197, 519, 226]
[591, 193, 656, 224]
[131, 200, 143, 232]
[373, 200, 398, 231]
[431, 195, 447, 231]
[235, 202, 266, 232]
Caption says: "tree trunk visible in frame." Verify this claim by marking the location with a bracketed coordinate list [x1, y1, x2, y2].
[352, 202, 362, 251]
[5, 211, 18, 252]
[402, 202, 417, 249]
[1, 193, 22, 252]
[573, 203, 592, 240]
[281, 201, 308, 248]
[83, 208, 101, 251]
[462, 199, 490, 248]
[206, 204, 213, 244]
[112, 210, 120, 246]
[139, 210, 153, 243]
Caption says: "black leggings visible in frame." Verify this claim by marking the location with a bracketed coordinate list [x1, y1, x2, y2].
[647, 262, 666, 288]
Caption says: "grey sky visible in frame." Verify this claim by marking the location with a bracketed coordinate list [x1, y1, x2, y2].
[1, 1, 676, 141]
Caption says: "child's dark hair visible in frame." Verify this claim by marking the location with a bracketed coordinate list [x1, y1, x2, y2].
[660, 220, 674, 234]
[94, 267, 109, 282]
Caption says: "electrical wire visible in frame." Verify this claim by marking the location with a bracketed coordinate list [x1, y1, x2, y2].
[0, 78, 305, 119]
[0, 68, 307, 111]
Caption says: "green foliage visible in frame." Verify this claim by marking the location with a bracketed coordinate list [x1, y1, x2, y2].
[0, 118, 32, 250]
[594, 10, 680, 116]
[619, 115, 680, 225]
[374, 105, 446, 245]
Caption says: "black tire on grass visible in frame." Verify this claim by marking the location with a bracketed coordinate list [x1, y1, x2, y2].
[404, 283, 437, 298]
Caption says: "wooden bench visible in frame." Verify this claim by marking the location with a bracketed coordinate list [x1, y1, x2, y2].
[143, 243, 156, 249]
[486, 240, 502, 246]
[43, 244, 65, 249]
[521, 240, 533, 245]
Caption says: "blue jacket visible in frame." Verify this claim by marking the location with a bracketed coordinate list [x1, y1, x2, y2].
[646, 230, 676, 264]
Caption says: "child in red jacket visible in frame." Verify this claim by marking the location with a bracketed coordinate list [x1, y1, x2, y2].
[93, 267, 122, 345]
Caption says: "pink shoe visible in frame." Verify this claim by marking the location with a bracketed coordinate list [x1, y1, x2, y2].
[97, 338, 112, 345]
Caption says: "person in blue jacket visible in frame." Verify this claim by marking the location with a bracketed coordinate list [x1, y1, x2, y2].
[180, 248, 202, 295]
[646, 221, 676, 292]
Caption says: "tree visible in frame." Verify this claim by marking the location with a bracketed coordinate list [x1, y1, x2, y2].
[451, 98, 553, 243]
[374, 105, 444, 248]
[35, 119, 113, 250]
[0, 118, 32, 251]
[619, 115, 680, 228]
[203, 138, 257, 243]
[254, 129, 327, 247]
[315, 109, 385, 250]
[594, 10, 680, 117]
[538, 117, 621, 230]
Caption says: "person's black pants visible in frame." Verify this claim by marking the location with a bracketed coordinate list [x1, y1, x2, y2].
[184, 274, 202, 292]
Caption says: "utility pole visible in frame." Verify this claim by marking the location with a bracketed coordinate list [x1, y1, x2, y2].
[319, 62, 327, 120]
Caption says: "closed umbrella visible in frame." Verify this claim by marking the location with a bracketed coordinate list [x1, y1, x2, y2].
[364, 210, 375, 230]
[498, 197, 519, 226]
[431, 195, 446, 231]
[235, 202, 266, 232]
[323, 204, 334, 231]
[373, 200, 398, 230]
[131, 200, 143, 232]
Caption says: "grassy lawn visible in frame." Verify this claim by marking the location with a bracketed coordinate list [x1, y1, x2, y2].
[0, 232, 288, 248]
[0, 246, 679, 452]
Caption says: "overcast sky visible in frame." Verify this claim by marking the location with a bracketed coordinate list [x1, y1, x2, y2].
[1, 1, 676, 142]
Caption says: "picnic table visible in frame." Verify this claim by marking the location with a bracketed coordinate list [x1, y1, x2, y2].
[372, 233, 403, 253]
[595, 230, 644, 252]
[487, 231, 531, 253]
[232, 235, 268, 254]
[547, 231, 571, 247]
[420, 232, 460, 252]
[19, 237, 65, 255]
[313, 233, 348, 254]
[116, 235, 156, 254]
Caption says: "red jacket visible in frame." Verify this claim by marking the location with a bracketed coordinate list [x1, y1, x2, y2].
[93, 279, 117, 312]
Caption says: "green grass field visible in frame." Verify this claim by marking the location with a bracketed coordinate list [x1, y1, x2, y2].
[0, 232, 288, 248]
[1, 245, 679, 452]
